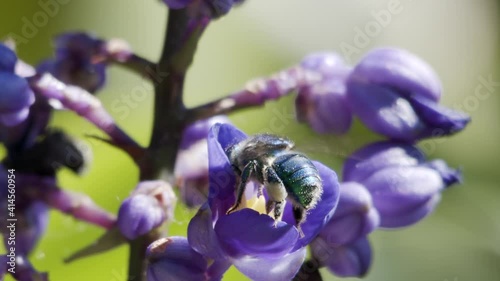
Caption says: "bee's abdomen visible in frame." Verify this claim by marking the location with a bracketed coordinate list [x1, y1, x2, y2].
[272, 153, 322, 208]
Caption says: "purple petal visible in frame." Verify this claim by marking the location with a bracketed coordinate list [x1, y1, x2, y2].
[312, 237, 372, 277]
[147, 236, 208, 281]
[296, 80, 353, 135]
[320, 182, 379, 245]
[362, 166, 444, 227]
[180, 115, 231, 149]
[288, 161, 340, 251]
[380, 193, 442, 228]
[350, 47, 442, 102]
[0, 72, 35, 112]
[207, 123, 247, 216]
[407, 94, 470, 138]
[117, 194, 165, 240]
[423, 159, 462, 187]
[214, 209, 299, 259]
[347, 81, 425, 141]
[163, 0, 196, 9]
[232, 247, 306, 281]
[0, 43, 17, 72]
[187, 203, 227, 260]
[343, 141, 425, 183]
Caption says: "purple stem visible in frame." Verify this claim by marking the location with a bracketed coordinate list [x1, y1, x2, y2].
[30, 73, 139, 147]
[186, 66, 320, 123]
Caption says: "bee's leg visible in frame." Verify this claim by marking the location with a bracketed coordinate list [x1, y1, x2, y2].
[265, 200, 275, 215]
[227, 160, 256, 214]
[292, 206, 306, 238]
[265, 168, 287, 227]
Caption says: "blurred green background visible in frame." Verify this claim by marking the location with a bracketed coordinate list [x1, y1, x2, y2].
[1, 0, 499, 280]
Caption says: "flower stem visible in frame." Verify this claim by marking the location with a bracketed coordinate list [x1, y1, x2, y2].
[129, 5, 211, 281]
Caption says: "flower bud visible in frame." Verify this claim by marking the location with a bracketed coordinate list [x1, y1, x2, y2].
[146, 237, 208, 281]
[343, 141, 461, 227]
[37, 32, 106, 93]
[0, 72, 35, 126]
[346, 48, 470, 141]
[296, 53, 353, 134]
[117, 181, 176, 240]
[319, 182, 379, 246]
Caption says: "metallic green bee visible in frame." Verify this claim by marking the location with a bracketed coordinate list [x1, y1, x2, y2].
[225, 133, 323, 236]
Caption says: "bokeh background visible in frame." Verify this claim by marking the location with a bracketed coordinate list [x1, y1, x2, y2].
[1, 0, 499, 280]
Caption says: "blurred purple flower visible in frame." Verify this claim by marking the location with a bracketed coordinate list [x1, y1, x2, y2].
[0, 44, 35, 127]
[146, 236, 208, 281]
[346, 48, 470, 141]
[296, 53, 353, 134]
[37, 32, 106, 93]
[175, 115, 231, 207]
[117, 180, 176, 240]
[343, 141, 461, 228]
[187, 123, 340, 280]
[163, 0, 238, 16]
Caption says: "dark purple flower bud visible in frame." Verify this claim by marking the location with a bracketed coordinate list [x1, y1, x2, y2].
[188, 123, 340, 280]
[343, 141, 461, 227]
[117, 181, 176, 240]
[0, 43, 17, 73]
[175, 116, 231, 207]
[0, 72, 35, 127]
[311, 237, 372, 277]
[37, 32, 106, 93]
[146, 236, 208, 281]
[346, 48, 470, 141]
[296, 53, 353, 134]
[318, 182, 379, 246]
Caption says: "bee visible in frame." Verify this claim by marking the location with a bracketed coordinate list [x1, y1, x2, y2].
[225, 134, 323, 236]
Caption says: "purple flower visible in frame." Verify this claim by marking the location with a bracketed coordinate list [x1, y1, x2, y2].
[117, 181, 176, 240]
[187, 123, 340, 280]
[146, 237, 208, 281]
[343, 141, 461, 228]
[175, 116, 231, 207]
[0, 44, 35, 127]
[318, 182, 379, 246]
[37, 32, 106, 93]
[310, 236, 372, 277]
[0, 44, 17, 72]
[346, 48, 470, 141]
[296, 53, 353, 134]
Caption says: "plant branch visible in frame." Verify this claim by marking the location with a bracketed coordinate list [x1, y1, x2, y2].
[185, 66, 320, 124]
[129, 3, 213, 281]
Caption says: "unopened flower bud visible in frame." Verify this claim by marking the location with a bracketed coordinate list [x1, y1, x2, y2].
[117, 181, 176, 240]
